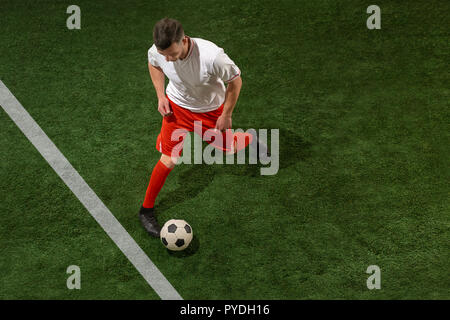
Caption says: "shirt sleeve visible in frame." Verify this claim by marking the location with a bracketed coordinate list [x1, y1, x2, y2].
[212, 50, 241, 83]
[148, 47, 160, 67]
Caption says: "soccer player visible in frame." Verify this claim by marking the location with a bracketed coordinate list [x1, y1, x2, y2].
[139, 18, 251, 237]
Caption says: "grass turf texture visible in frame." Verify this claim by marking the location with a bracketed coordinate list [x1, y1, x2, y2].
[0, 0, 449, 299]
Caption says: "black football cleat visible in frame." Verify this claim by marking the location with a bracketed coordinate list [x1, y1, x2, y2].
[139, 206, 161, 238]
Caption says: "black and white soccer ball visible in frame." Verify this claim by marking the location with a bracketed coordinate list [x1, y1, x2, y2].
[160, 219, 193, 251]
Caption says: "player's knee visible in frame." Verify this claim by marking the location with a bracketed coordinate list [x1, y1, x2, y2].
[160, 154, 177, 169]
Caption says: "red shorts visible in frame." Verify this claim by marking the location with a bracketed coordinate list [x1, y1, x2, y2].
[155, 95, 234, 157]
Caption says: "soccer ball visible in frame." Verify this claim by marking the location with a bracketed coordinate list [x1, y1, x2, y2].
[160, 219, 193, 251]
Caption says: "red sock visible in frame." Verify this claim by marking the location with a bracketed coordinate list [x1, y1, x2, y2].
[142, 160, 173, 208]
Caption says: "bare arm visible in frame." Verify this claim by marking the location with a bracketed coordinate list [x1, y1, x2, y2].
[215, 76, 242, 131]
[148, 62, 172, 116]
[222, 76, 242, 117]
[148, 62, 166, 100]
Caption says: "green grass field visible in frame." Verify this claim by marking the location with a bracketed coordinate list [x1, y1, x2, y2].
[1, 0, 449, 299]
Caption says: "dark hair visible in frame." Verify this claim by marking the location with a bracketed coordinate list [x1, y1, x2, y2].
[153, 18, 184, 50]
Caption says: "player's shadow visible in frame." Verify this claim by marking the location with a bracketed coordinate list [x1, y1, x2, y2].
[167, 235, 200, 258]
[157, 162, 216, 212]
[216, 127, 312, 177]
[156, 128, 312, 211]
[277, 127, 312, 169]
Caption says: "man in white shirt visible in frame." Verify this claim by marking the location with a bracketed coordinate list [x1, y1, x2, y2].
[139, 18, 251, 237]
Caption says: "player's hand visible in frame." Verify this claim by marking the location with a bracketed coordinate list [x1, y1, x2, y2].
[158, 97, 173, 117]
[215, 114, 232, 132]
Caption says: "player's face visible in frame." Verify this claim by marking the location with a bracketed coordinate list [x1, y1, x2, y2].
[157, 38, 186, 62]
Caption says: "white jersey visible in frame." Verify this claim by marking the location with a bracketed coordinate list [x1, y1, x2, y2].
[148, 37, 241, 112]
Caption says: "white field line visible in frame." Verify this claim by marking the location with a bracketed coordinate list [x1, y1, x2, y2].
[0, 80, 182, 300]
